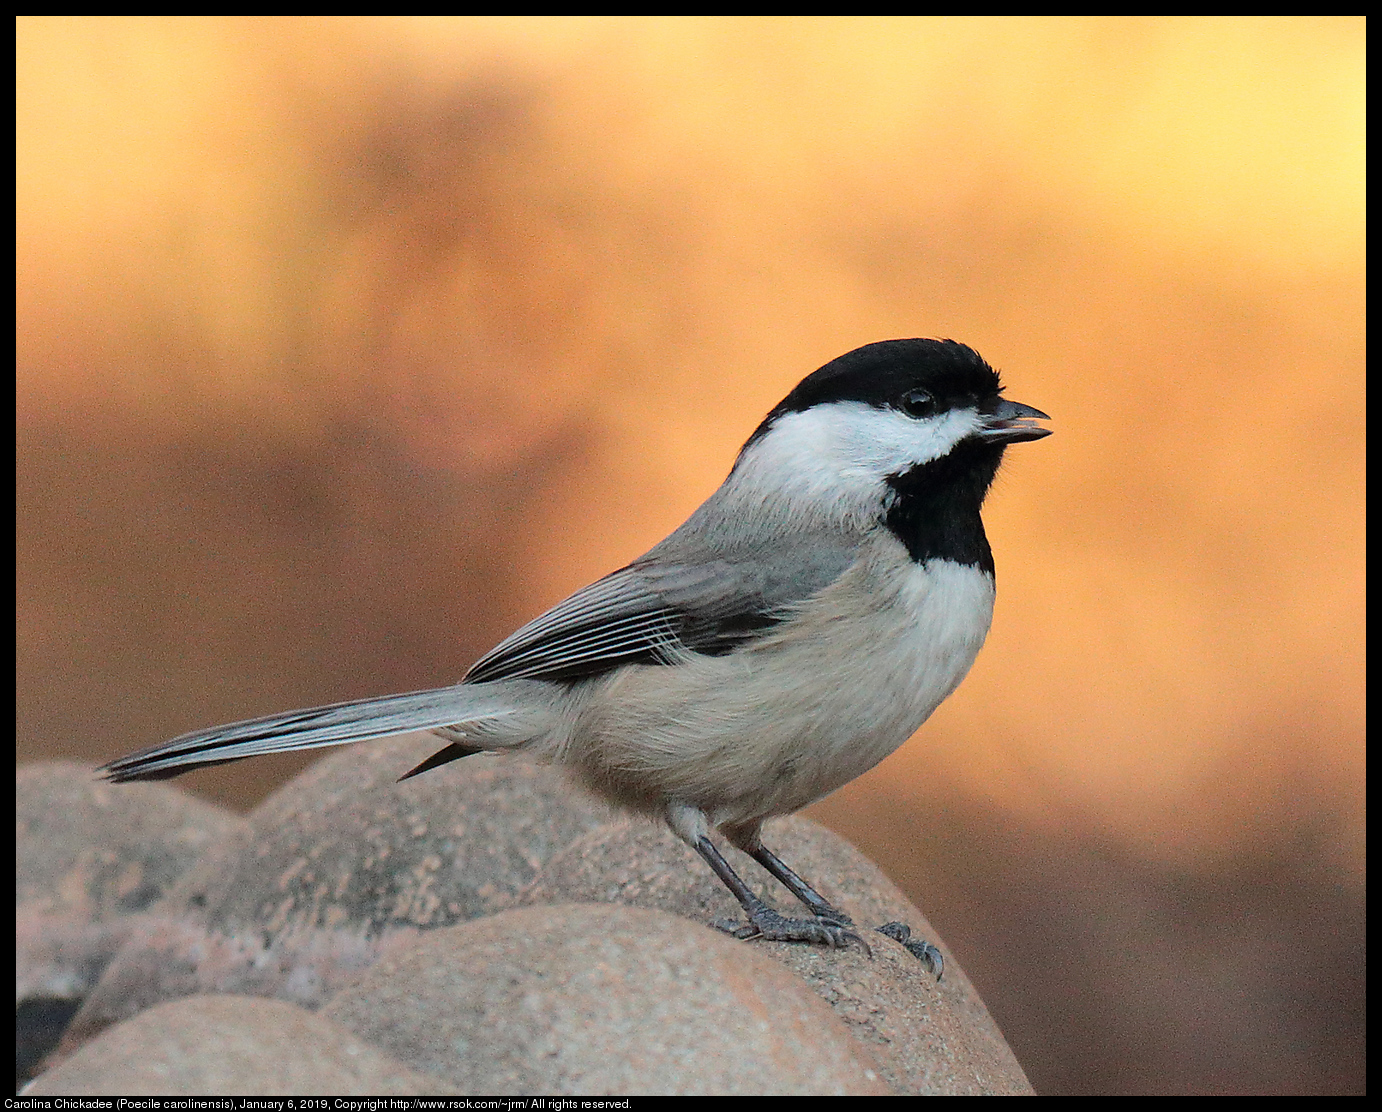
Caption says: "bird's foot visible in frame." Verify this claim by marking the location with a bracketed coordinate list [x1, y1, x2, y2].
[875, 921, 944, 979]
[712, 905, 868, 954]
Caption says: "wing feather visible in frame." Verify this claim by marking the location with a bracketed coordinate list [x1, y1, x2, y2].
[463, 537, 858, 685]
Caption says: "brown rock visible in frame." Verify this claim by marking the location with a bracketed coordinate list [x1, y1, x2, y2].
[520, 815, 1034, 1094]
[321, 903, 891, 1095]
[17, 761, 242, 1001]
[16, 761, 242, 1084]
[61, 737, 611, 1052]
[25, 994, 448, 1095]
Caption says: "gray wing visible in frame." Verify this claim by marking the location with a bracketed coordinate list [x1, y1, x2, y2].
[464, 536, 857, 684]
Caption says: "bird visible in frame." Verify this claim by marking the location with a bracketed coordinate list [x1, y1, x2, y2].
[101, 338, 1050, 972]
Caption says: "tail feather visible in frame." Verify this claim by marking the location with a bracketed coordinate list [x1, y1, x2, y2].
[397, 742, 486, 782]
[99, 684, 529, 782]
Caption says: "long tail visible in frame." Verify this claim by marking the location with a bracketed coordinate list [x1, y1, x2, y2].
[99, 683, 540, 783]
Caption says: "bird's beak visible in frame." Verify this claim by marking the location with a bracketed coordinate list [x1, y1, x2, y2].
[979, 399, 1052, 444]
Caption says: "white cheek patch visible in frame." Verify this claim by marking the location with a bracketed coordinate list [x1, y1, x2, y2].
[733, 402, 983, 514]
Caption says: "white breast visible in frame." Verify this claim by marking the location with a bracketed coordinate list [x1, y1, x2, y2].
[562, 537, 996, 828]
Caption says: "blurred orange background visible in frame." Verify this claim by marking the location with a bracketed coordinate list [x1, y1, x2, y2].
[16, 17, 1363, 1094]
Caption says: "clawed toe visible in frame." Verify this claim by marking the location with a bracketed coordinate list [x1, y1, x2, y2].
[710, 916, 759, 940]
[875, 921, 944, 979]
[713, 906, 869, 954]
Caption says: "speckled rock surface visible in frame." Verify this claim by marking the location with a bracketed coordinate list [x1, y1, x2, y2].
[520, 814, 928, 938]
[520, 815, 1033, 1094]
[17, 761, 242, 1002]
[59, 737, 612, 1053]
[38, 748, 1033, 1094]
[321, 903, 892, 1095]
[25, 994, 448, 1096]
[16, 762, 243, 1084]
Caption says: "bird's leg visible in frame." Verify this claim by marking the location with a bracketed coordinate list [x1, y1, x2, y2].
[725, 824, 943, 978]
[740, 841, 856, 926]
[691, 835, 866, 952]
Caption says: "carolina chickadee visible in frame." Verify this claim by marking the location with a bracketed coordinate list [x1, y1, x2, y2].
[102, 339, 1050, 967]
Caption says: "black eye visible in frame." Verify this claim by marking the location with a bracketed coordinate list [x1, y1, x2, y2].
[899, 388, 940, 418]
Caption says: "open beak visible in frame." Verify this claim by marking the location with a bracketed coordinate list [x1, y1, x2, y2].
[979, 398, 1051, 444]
